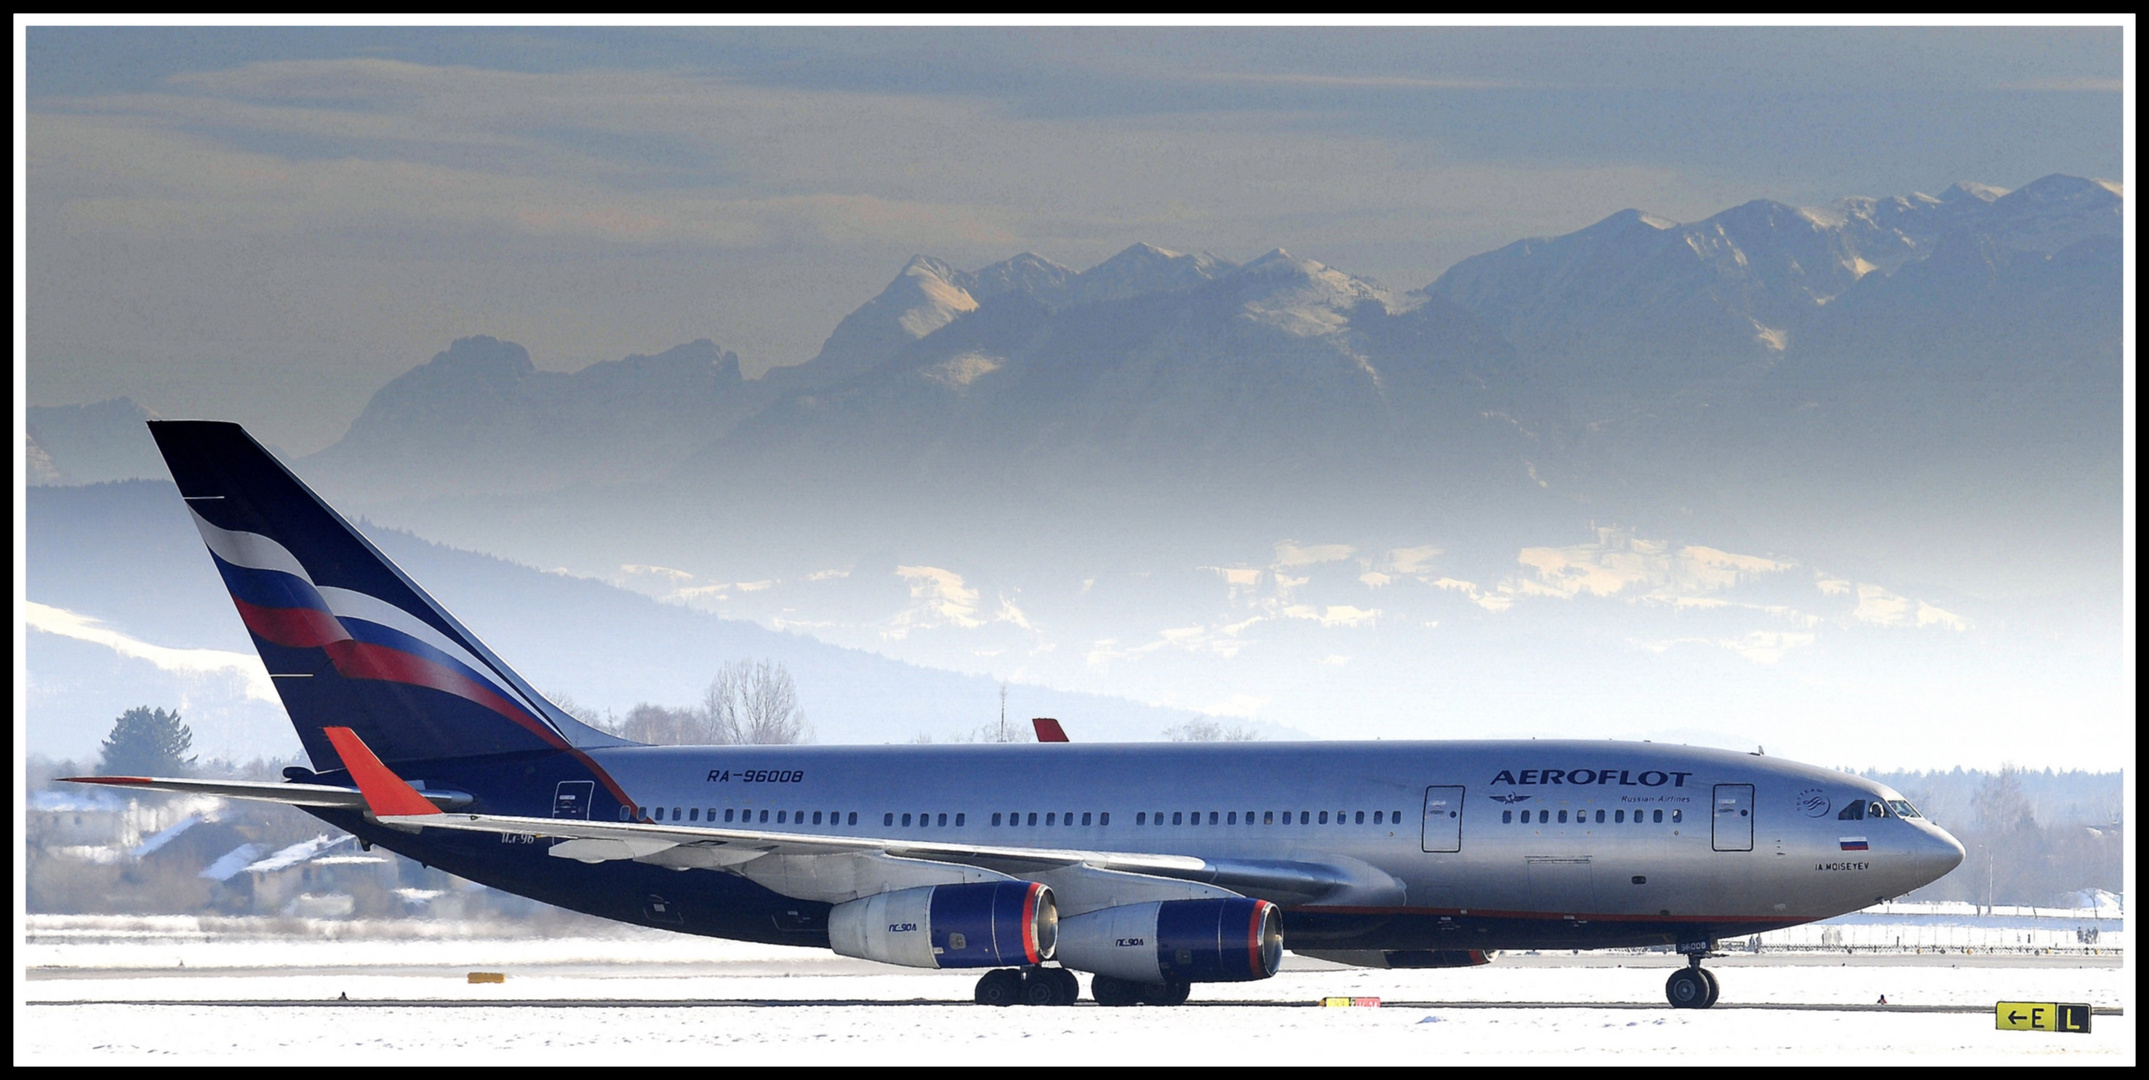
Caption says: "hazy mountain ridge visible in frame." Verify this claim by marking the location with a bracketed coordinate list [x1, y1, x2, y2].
[25, 481, 1215, 759]
[302, 336, 756, 499]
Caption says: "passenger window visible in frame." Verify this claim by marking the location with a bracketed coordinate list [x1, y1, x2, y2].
[1558, 810, 1568, 823]
[900, 813, 911, 826]
[1171, 812, 1182, 825]
[1319, 811, 1329, 824]
[1136, 812, 1147, 825]
[1595, 810, 1605, 824]
[1393, 810, 1402, 823]
[1264, 811, 1275, 825]
[1502, 810, 1513, 823]
[1048, 813, 1058, 826]
[956, 813, 965, 826]
[1099, 812, 1109, 825]
[1652, 809, 1663, 823]
[993, 813, 1003, 826]
[1064, 813, 1073, 827]
[1082, 812, 1092, 826]
[1671, 809, 1683, 823]
[1208, 812, 1218, 825]
[1539, 810, 1549, 824]
[725, 809, 736, 823]
[1153, 811, 1164, 825]
[1027, 813, 1038, 827]
[776, 810, 787, 824]
[847, 812, 858, 826]
[1615, 809, 1624, 823]
[1355, 811, 1365, 824]
[759, 809, 769, 823]
[939, 813, 949, 827]
[1373, 811, 1383, 824]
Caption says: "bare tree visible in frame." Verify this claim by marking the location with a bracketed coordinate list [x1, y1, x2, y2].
[705, 659, 810, 745]
[1163, 719, 1261, 742]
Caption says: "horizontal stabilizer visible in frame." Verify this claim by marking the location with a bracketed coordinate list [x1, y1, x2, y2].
[61, 774, 470, 810]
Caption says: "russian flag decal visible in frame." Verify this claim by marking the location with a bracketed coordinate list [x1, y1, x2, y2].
[1839, 836, 1869, 851]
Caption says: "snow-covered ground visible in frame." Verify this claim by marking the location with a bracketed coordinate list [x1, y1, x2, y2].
[18, 915, 2129, 1064]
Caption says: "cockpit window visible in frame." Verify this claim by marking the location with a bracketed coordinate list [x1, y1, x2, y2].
[1837, 801, 1864, 821]
[1886, 799, 1922, 819]
[1868, 800, 1888, 819]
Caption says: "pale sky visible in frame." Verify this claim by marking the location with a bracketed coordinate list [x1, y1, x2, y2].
[22, 24, 2126, 454]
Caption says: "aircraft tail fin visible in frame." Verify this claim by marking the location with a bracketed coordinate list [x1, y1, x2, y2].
[147, 420, 629, 768]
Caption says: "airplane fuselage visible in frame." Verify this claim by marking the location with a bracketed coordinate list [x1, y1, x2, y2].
[324, 739, 1963, 954]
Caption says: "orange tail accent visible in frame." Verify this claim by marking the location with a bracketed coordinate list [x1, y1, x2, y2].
[323, 726, 442, 817]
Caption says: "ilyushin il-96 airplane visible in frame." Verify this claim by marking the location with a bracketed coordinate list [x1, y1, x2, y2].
[69, 421, 1966, 1009]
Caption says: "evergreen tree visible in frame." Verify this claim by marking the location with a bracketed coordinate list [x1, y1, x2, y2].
[96, 706, 196, 776]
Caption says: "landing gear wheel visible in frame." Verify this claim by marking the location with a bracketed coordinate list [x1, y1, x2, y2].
[1699, 967, 1720, 1007]
[975, 968, 1022, 1007]
[1665, 967, 1710, 1009]
[1021, 968, 1071, 1006]
[1091, 974, 1143, 1006]
[1051, 967, 1080, 1005]
[1139, 980, 1192, 1006]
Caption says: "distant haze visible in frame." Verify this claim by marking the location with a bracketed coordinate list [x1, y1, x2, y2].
[21, 26, 2127, 773]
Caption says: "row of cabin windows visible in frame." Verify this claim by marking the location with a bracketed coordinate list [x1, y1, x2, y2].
[630, 807, 860, 826]
[1136, 809, 1404, 826]
[991, 812, 1105, 827]
[1503, 807, 1682, 825]
[886, 812, 967, 827]
[622, 807, 1412, 830]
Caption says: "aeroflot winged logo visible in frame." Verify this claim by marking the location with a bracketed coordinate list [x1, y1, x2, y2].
[1490, 769, 1695, 788]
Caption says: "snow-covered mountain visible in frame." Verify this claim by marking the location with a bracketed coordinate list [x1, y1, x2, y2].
[1425, 173, 2122, 377]
[720, 243, 1537, 504]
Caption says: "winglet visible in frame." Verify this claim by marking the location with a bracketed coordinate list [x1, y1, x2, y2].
[323, 726, 442, 817]
[1032, 717, 1069, 743]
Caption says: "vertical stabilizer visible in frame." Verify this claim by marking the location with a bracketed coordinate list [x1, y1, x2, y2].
[147, 420, 630, 766]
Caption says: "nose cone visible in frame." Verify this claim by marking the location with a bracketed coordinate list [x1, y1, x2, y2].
[1916, 824, 1967, 884]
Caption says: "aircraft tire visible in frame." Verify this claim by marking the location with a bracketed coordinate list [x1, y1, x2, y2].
[1050, 967, 1081, 1005]
[1090, 974, 1143, 1006]
[1665, 968, 1709, 1009]
[1139, 980, 1192, 1006]
[975, 968, 1023, 1007]
[1022, 969, 1069, 1006]
[1699, 968, 1720, 1007]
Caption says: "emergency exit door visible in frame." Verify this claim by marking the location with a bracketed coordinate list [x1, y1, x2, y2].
[1422, 787, 1463, 853]
[1712, 784, 1754, 851]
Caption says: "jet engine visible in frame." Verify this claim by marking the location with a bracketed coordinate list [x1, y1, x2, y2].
[1056, 898, 1282, 984]
[828, 881, 1055, 969]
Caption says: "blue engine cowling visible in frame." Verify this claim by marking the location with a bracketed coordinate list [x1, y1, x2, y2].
[828, 881, 1055, 969]
[1056, 898, 1283, 984]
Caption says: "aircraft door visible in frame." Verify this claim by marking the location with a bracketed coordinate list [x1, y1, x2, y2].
[553, 780, 595, 820]
[1711, 784, 1754, 852]
[1422, 787, 1463, 853]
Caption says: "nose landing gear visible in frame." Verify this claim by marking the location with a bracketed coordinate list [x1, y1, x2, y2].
[1666, 940, 1722, 1009]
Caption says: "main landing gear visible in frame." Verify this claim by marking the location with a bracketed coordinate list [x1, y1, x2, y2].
[975, 966, 1080, 1006]
[1665, 942, 1721, 1009]
[1090, 974, 1190, 1007]
[972, 968, 1194, 1006]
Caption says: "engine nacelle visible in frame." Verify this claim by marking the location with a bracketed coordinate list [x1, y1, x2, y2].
[828, 881, 1055, 969]
[1056, 898, 1282, 984]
